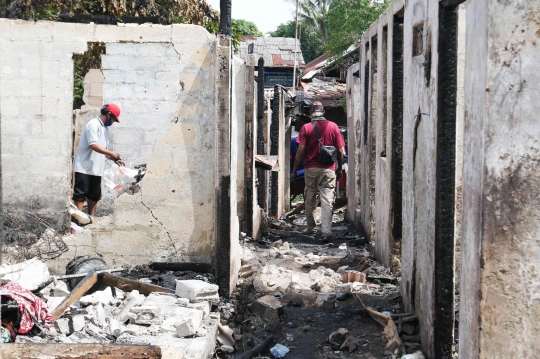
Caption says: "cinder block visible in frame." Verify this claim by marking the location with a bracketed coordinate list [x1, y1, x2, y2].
[174, 309, 204, 337]
[72, 314, 86, 332]
[131, 306, 164, 325]
[102, 69, 126, 83]
[1, 99, 20, 116]
[112, 127, 143, 145]
[251, 295, 283, 317]
[106, 42, 139, 56]
[132, 25, 172, 43]
[94, 25, 133, 42]
[171, 24, 214, 45]
[102, 55, 133, 71]
[187, 302, 211, 318]
[8, 20, 52, 40]
[175, 280, 219, 303]
[156, 70, 180, 82]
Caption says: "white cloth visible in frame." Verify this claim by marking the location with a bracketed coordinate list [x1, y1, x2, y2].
[73, 117, 109, 176]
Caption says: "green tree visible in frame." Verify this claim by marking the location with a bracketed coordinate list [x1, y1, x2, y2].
[232, 18, 263, 37]
[325, 0, 389, 57]
[270, 20, 324, 63]
[288, 0, 333, 46]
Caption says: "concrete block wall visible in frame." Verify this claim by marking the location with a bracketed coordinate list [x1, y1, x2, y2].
[103, 42, 183, 166]
[459, 0, 540, 357]
[0, 21, 87, 230]
[233, 56, 247, 228]
[0, 20, 220, 268]
[347, 0, 464, 356]
[347, 0, 540, 357]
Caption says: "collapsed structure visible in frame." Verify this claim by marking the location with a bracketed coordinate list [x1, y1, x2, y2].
[1, 0, 539, 357]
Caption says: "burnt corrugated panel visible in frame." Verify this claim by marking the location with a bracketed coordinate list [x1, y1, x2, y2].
[272, 54, 283, 66]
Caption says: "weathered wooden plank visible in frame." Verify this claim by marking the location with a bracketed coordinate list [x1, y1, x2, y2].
[100, 273, 174, 296]
[51, 272, 98, 319]
[255, 155, 277, 170]
[0, 344, 162, 358]
[148, 262, 212, 273]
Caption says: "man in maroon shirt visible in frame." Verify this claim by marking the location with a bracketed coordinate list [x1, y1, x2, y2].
[291, 102, 345, 242]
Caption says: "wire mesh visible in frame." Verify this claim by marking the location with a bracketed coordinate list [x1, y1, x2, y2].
[2, 210, 68, 263]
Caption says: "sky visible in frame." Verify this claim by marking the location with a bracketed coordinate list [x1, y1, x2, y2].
[206, 0, 297, 35]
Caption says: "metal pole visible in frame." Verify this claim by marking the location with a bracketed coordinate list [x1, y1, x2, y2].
[292, 0, 299, 92]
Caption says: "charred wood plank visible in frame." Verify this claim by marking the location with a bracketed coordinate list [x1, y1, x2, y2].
[100, 273, 174, 296]
[148, 262, 213, 273]
[51, 272, 98, 319]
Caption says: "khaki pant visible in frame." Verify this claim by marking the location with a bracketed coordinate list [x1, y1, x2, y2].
[304, 167, 336, 236]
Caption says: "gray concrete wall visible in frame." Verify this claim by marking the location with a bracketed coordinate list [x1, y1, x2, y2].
[233, 56, 247, 230]
[0, 20, 222, 268]
[459, 0, 540, 357]
[374, 15, 393, 268]
[346, 64, 361, 225]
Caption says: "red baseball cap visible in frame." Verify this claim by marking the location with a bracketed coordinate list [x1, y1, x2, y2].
[105, 103, 121, 122]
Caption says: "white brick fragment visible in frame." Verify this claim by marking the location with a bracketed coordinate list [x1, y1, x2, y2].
[72, 314, 86, 332]
[175, 280, 219, 303]
[114, 290, 145, 322]
[187, 302, 210, 318]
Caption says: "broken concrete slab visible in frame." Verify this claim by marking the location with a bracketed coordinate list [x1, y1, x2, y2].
[175, 280, 219, 303]
[131, 306, 164, 325]
[251, 295, 283, 317]
[51, 280, 70, 297]
[0, 258, 51, 291]
[72, 314, 86, 332]
[174, 308, 204, 337]
[187, 301, 211, 318]
[80, 287, 116, 306]
[315, 292, 336, 308]
[114, 290, 145, 323]
[55, 318, 72, 335]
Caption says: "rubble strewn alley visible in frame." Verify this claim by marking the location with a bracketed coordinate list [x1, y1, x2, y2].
[1, 0, 540, 358]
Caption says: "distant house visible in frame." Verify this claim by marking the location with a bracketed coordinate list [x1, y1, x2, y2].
[238, 37, 305, 88]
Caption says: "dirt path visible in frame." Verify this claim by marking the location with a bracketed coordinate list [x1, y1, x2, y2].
[216, 208, 417, 359]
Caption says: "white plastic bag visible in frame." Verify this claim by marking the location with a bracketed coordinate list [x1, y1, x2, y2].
[102, 163, 139, 191]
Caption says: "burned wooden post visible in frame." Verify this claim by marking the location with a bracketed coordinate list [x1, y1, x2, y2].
[270, 85, 280, 218]
[256, 58, 267, 212]
[244, 63, 256, 236]
[219, 0, 232, 36]
[215, 36, 233, 297]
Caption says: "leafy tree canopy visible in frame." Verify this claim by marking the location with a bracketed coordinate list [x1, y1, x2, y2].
[270, 20, 324, 64]
[325, 0, 389, 57]
[232, 18, 263, 37]
[2, 0, 220, 33]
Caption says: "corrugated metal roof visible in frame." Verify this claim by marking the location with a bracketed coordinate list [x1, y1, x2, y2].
[272, 54, 283, 66]
[238, 37, 305, 68]
[303, 52, 331, 73]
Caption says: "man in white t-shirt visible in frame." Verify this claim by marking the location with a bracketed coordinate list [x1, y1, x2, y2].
[72, 103, 123, 216]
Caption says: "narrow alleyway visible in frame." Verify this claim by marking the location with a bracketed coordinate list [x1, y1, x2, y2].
[215, 204, 421, 359]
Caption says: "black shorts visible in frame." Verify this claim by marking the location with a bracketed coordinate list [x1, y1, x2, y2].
[73, 172, 102, 202]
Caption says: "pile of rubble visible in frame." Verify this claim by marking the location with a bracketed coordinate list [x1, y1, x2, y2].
[214, 215, 424, 359]
[1, 258, 220, 359]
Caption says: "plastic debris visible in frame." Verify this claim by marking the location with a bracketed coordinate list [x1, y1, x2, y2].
[270, 343, 290, 358]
